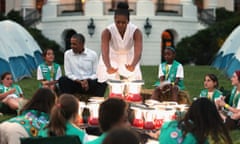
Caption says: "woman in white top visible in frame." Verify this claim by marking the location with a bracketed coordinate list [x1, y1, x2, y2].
[97, 2, 142, 82]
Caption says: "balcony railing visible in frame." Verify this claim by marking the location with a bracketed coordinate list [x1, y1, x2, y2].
[22, 9, 41, 27]
[56, 2, 183, 16]
[155, 3, 182, 16]
[103, 2, 136, 15]
[198, 8, 215, 25]
[57, 2, 84, 16]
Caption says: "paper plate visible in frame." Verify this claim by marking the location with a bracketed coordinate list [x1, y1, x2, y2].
[88, 97, 105, 103]
[144, 99, 161, 106]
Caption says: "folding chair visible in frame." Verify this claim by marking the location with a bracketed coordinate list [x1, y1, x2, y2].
[20, 135, 82, 144]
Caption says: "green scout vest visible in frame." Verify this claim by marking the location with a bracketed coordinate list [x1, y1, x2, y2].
[39, 63, 60, 81]
[162, 60, 184, 90]
[228, 87, 240, 107]
[0, 84, 23, 97]
[199, 89, 222, 101]
[8, 109, 49, 137]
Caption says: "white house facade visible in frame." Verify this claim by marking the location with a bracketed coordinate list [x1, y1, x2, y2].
[0, 0, 236, 65]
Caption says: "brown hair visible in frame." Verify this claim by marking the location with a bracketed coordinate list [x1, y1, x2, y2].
[1, 72, 11, 81]
[47, 94, 79, 136]
[20, 88, 56, 114]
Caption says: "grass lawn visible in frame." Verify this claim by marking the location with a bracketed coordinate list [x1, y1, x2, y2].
[1, 65, 239, 143]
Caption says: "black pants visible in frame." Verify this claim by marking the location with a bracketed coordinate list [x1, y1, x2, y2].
[58, 76, 107, 97]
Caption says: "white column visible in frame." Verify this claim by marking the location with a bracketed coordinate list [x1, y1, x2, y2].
[46, 0, 60, 4]
[21, 0, 36, 20]
[136, 0, 154, 16]
[85, 0, 103, 16]
[42, 0, 60, 19]
[180, 0, 192, 5]
[180, 0, 197, 19]
[21, 0, 36, 8]
[204, 0, 217, 17]
[206, 0, 217, 9]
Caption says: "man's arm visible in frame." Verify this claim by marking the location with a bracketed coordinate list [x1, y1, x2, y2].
[90, 51, 98, 79]
[64, 51, 77, 81]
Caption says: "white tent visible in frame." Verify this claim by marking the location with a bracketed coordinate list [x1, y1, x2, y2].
[212, 25, 240, 78]
[0, 20, 43, 81]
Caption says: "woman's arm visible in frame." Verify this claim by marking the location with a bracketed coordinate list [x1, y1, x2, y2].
[129, 29, 142, 70]
[101, 29, 117, 74]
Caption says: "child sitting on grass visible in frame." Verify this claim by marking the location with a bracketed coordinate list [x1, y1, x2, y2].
[37, 48, 62, 92]
[0, 72, 26, 113]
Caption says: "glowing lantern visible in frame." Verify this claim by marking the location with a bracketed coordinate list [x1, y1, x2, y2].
[125, 80, 144, 102]
[75, 101, 85, 125]
[108, 80, 125, 99]
[132, 108, 144, 128]
[154, 110, 165, 129]
[143, 109, 156, 130]
[88, 102, 100, 126]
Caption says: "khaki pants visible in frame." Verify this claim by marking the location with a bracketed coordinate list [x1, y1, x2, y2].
[0, 122, 29, 144]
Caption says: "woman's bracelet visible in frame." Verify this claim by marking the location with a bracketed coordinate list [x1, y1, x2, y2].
[224, 104, 230, 109]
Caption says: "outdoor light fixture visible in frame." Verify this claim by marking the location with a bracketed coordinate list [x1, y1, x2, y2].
[144, 17, 152, 37]
[87, 18, 95, 37]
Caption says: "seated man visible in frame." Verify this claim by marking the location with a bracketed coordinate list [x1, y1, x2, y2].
[59, 33, 107, 97]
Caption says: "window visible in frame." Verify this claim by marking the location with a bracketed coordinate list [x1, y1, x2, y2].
[0, 0, 5, 13]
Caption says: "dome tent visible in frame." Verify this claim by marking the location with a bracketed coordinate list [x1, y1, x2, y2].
[212, 25, 240, 78]
[0, 20, 43, 81]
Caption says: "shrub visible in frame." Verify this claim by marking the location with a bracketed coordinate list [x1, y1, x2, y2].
[176, 8, 240, 65]
[6, 10, 24, 26]
[28, 28, 64, 64]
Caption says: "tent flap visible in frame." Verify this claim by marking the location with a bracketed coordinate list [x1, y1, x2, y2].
[212, 25, 240, 78]
[0, 20, 42, 81]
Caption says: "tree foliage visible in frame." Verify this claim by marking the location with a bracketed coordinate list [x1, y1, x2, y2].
[176, 8, 240, 65]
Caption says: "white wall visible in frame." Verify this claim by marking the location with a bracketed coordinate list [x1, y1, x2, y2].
[5, 0, 21, 14]
[40, 0, 204, 65]
[218, 0, 234, 11]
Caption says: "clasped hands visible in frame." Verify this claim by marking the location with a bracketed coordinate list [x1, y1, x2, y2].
[76, 79, 89, 91]
[107, 64, 135, 74]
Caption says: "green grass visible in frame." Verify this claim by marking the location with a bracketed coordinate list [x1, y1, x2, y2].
[1, 65, 239, 143]
[141, 65, 232, 98]
[6, 65, 233, 100]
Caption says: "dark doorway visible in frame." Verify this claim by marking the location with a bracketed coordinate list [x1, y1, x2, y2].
[0, 0, 5, 13]
[161, 30, 174, 61]
[65, 30, 77, 51]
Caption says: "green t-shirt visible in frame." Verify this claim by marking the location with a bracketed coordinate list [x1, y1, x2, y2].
[8, 109, 49, 137]
[39, 122, 86, 144]
[159, 120, 208, 144]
